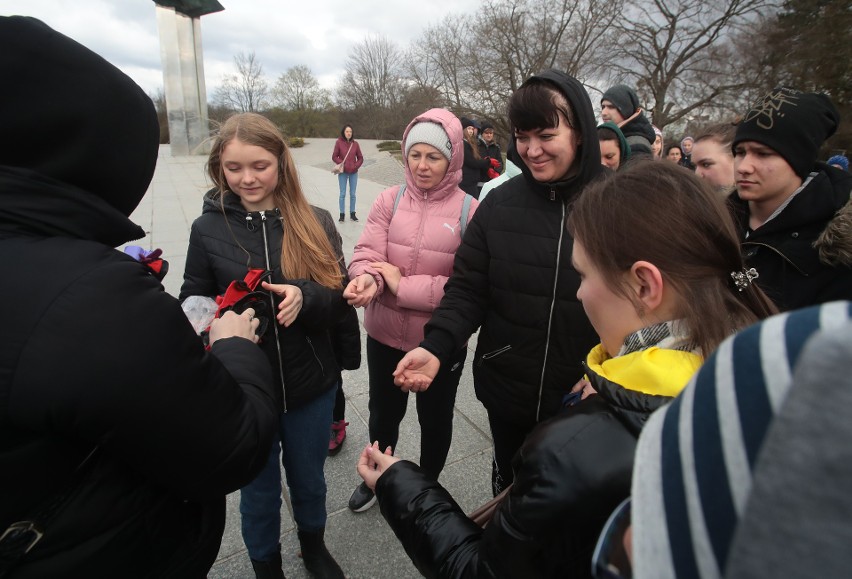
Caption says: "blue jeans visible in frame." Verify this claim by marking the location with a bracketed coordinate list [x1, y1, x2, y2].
[338, 172, 357, 213]
[239, 384, 336, 562]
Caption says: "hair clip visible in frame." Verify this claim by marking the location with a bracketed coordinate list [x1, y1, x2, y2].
[731, 267, 759, 291]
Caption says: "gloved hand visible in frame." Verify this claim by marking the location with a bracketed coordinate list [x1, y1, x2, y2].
[487, 168, 500, 180]
[124, 245, 168, 281]
[489, 157, 501, 170]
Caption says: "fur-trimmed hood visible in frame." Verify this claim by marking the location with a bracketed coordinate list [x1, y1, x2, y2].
[815, 166, 852, 266]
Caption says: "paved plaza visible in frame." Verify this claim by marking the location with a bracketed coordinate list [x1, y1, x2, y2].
[130, 139, 492, 578]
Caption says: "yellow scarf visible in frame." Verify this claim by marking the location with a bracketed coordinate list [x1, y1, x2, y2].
[585, 343, 702, 397]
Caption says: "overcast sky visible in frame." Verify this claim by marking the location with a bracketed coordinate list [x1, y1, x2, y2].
[4, 1, 479, 97]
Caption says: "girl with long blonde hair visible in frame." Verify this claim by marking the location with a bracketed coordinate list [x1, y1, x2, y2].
[181, 112, 355, 579]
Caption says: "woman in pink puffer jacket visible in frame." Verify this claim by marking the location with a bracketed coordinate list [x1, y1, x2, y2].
[343, 108, 478, 512]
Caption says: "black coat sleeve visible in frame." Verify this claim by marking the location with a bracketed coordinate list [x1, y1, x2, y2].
[374, 399, 637, 578]
[179, 221, 219, 301]
[420, 194, 494, 361]
[12, 255, 278, 501]
[376, 461, 492, 579]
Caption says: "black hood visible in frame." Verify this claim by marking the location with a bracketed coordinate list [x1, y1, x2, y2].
[0, 16, 159, 217]
[507, 69, 604, 199]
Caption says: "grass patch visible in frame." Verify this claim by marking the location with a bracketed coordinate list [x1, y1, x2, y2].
[377, 140, 401, 153]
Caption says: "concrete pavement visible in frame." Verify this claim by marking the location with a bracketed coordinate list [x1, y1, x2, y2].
[130, 139, 492, 578]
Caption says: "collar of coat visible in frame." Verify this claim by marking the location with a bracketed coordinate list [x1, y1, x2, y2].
[0, 165, 145, 247]
[730, 164, 852, 268]
[585, 342, 702, 398]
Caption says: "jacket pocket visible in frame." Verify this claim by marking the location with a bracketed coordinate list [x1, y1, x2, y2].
[478, 344, 512, 366]
[305, 336, 326, 376]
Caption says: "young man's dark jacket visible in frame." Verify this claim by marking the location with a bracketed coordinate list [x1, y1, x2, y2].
[729, 163, 852, 311]
[180, 191, 355, 412]
[0, 16, 278, 578]
[420, 69, 602, 429]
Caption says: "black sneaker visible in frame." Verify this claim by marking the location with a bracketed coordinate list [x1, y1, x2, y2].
[350, 212, 359, 222]
[348, 481, 376, 513]
[338, 213, 345, 223]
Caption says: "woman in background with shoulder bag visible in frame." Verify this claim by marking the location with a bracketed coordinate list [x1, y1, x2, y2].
[332, 124, 364, 223]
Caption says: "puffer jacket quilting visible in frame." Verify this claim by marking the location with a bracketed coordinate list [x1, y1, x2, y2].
[181, 191, 353, 411]
[349, 108, 478, 352]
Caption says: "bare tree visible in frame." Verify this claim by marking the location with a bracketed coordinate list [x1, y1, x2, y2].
[149, 88, 169, 144]
[269, 65, 333, 137]
[610, 0, 777, 130]
[273, 65, 331, 112]
[409, 0, 620, 138]
[214, 51, 269, 113]
[337, 35, 408, 138]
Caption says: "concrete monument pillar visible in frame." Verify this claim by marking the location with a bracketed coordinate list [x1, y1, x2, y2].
[153, 1, 223, 156]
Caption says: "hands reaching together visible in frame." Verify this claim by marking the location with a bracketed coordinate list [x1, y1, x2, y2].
[343, 273, 378, 307]
[343, 262, 403, 307]
[393, 347, 440, 393]
[371, 262, 401, 295]
[357, 441, 400, 491]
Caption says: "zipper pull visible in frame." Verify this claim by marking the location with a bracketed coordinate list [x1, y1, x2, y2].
[260, 211, 268, 222]
[550, 188, 556, 201]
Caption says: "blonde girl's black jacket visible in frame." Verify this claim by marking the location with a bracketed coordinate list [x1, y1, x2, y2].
[181, 190, 355, 412]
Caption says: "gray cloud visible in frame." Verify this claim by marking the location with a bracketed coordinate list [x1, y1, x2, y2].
[3, 0, 476, 96]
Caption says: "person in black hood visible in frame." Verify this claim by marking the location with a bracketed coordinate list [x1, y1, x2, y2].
[393, 69, 603, 496]
[0, 16, 278, 578]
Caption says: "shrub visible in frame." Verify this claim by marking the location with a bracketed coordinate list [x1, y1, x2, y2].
[288, 136, 305, 148]
[377, 140, 401, 152]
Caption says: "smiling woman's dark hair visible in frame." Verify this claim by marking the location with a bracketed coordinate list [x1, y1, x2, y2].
[508, 78, 577, 133]
[340, 124, 354, 141]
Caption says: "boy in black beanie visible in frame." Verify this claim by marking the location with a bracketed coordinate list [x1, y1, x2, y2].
[729, 87, 852, 311]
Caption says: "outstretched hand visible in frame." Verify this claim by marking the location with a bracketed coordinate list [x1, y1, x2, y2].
[393, 347, 440, 393]
[357, 441, 399, 491]
[260, 281, 303, 327]
[342, 273, 378, 307]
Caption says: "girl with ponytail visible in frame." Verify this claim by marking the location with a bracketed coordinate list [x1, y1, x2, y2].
[355, 161, 776, 578]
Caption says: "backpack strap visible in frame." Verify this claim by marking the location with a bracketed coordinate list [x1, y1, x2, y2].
[392, 184, 406, 216]
[460, 194, 473, 239]
[392, 184, 472, 240]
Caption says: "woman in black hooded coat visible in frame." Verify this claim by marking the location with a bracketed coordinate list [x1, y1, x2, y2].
[395, 70, 604, 496]
[0, 16, 277, 578]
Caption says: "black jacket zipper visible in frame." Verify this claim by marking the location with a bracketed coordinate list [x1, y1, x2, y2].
[257, 210, 288, 413]
[536, 193, 565, 421]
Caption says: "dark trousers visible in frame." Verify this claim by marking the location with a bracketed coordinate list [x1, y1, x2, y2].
[332, 378, 345, 422]
[367, 336, 467, 480]
[486, 411, 533, 496]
